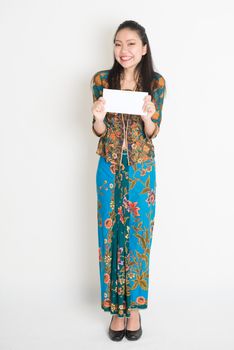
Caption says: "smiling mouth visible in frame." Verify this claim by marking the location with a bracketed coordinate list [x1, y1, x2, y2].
[120, 57, 133, 61]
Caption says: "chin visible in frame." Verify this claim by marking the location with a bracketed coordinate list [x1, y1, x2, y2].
[119, 61, 136, 69]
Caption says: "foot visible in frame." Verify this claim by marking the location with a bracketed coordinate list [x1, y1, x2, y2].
[110, 315, 125, 331]
[126, 309, 140, 330]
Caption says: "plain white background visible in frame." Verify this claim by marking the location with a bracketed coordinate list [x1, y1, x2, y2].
[0, 0, 234, 349]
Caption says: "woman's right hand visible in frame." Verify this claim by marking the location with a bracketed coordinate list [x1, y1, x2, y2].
[91, 97, 106, 121]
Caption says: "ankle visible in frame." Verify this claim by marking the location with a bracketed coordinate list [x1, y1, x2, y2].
[129, 309, 139, 316]
[112, 315, 125, 320]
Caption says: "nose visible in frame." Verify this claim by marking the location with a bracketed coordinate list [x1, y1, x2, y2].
[120, 45, 129, 54]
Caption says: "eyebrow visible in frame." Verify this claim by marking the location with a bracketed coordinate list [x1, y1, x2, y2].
[115, 39, 136, 42]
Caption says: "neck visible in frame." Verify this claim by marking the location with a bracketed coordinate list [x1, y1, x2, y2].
[122, 67, 139, 82]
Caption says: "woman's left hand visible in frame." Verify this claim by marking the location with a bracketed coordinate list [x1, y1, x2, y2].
[141, 95, 155, 122]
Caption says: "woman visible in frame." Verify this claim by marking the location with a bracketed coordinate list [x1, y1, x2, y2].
[91, 20, 166, 341]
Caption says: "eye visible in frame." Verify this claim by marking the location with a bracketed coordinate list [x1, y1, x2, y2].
[114, 43, 121, 46]
[129, 43, 135, 45]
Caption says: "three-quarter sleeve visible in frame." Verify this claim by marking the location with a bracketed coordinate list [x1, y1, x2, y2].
[146, 76, 166, 140]
[92, 73, 107, 138]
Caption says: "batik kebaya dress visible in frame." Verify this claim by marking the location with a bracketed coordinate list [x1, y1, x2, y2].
[92, 70, 165, 318]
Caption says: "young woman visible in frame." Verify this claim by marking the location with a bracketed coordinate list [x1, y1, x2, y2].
[91, 20, 166, 341]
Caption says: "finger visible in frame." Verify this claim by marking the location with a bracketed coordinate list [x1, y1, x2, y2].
[96, 100, 105, 110]
[143, 102, 152, 112]
[142, 99, 150, 109]
[142, 103, 147, 112]
[99, 97, 106, 103]
[143, 95, 150, 102]
[144, 95, 151, 104]
[96, 102, 104, 112]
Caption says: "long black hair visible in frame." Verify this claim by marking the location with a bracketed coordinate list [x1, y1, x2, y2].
[108, 20, 161, 94]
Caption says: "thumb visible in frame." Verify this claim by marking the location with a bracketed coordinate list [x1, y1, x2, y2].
[99, 97, 106, 103]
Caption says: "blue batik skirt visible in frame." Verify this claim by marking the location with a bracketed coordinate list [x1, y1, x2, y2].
[96, 150, 156, 318]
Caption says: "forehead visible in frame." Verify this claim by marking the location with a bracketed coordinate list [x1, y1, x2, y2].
[115, 28, 140, 42]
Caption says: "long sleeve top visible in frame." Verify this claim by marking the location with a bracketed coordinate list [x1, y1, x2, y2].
[92, 69, 166, 170]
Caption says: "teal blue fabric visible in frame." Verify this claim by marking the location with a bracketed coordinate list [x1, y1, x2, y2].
[96, 151, 156, 317]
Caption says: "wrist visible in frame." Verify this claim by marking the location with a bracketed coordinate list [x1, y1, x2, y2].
[142, 116, 153, 124]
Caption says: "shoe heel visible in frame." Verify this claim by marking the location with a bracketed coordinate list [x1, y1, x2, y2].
[108, 315, 125, 341]
[125, 313, 142, 341]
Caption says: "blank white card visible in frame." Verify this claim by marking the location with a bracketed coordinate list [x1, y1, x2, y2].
[103, 88, 148, 116]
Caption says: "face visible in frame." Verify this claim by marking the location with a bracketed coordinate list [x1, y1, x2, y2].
[114, 28, 147, 71]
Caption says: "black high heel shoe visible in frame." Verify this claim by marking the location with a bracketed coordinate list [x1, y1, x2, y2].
[108, 315, 125, 341]
[125, 312, 142, 340]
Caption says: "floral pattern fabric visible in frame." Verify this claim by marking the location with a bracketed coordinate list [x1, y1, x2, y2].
[96, 150, 156, 317]
[92, 70, 166, 171]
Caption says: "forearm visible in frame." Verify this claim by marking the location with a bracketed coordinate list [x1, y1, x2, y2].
[143, 118, 159, 139]
[93, 118, 107, 136]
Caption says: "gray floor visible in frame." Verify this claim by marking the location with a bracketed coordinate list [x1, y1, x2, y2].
[1, 287, 233, 350]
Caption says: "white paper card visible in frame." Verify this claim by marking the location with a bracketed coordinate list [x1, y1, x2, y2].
[103, 88, 148, 115]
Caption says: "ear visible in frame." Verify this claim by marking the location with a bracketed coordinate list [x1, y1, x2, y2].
[142, 44, 147, 56]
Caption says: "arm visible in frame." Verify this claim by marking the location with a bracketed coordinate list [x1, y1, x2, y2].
[91, 73, 107, 137]
[144, 119, 160, 139]
[145, 76, 166, 140]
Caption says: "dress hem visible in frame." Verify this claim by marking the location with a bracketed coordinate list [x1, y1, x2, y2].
[101, 305, 148, 318]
